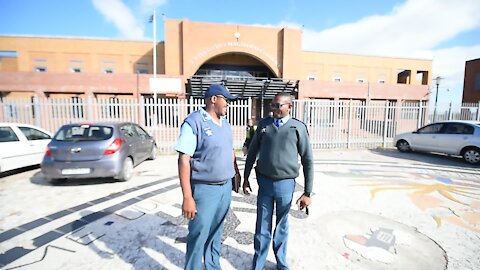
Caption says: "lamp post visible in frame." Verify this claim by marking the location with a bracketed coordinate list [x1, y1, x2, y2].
[149, 9, 157, 101]
[433, 76, 443, 122]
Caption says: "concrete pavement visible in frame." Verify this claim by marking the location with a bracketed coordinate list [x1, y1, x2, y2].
[0, 149, 479, 269]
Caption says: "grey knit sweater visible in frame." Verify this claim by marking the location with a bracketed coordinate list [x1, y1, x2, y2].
[244, 117, 314, 193]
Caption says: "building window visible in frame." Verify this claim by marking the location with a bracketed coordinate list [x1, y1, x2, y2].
[416, 70, 428, 85]
[332, 71, 342, 82]
[71, 96, 84, 118]
[136, 62, 149, 74]
[34, 66, 47, 72]
[108, 97, 120, 118]
[378, 79, 386, 84]
[70, 60, 82, 64]
[104, 68, 114, 74]
[397, 69, 411, 84]
[0, 51, 17, 57]
[33, 59, 47, 63]
[475, 72, 480, 91]
[71, 67, 82, 73]
[357, 78, 365, 83]
[307, 75, 315, 80]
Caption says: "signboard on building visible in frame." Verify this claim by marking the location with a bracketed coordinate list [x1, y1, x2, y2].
[149, 77, 182, 94]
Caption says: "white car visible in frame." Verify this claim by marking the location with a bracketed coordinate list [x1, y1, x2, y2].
[0, 123, 52, 173]
[393, 120, 480, 164]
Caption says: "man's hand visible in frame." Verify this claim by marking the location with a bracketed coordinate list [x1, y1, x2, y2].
[296, 194, 311, 213]
[182, 196, 197, 220]
[243, 178, 252, 195]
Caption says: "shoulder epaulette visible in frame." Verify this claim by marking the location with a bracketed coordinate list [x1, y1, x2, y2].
[290, 118, 308, 127]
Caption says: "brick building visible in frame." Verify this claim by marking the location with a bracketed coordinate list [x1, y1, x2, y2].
[462, 58, 480, 103]
[0, 18, 432, 118]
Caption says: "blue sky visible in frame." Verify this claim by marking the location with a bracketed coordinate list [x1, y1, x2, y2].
[1, 0, 479, 106]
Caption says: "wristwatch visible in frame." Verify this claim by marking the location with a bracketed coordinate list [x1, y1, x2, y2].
[303, 192, 311, 197]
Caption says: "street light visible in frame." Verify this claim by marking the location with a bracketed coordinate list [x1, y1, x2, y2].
[433, 76, 443, 121]
[149, 9, 157, 101]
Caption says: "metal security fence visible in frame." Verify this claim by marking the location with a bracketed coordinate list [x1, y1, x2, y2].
[141, 97, 251, 152]
[427, 102, 480, 123]
[292, 100, 480, 149]
[1, 97, 479, 152]
[0, 97, 252, 153]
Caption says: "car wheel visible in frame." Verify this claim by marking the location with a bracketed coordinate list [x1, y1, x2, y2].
[396, 140, 411, 152]
[118, 157, 134, 182]
[462, 147, 480, 165]
[148, 145, 157, 160]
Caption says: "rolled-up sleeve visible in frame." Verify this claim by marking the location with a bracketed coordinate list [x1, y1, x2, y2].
[175, 123, 196, 156]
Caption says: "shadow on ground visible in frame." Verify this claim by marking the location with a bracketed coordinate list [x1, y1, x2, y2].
[369, 148, 480, 169]
[0, 165, 40, 178]
[29, 171, 118, 187]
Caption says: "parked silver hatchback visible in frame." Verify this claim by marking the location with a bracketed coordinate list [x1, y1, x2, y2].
[41, 122, 156, 183]
[393, 120, 480, 164]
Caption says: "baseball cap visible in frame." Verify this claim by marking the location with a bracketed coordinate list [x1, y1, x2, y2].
[204, 84, 237, 100]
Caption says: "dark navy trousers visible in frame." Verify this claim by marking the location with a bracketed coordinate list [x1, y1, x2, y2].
[253, 174, 295, 270]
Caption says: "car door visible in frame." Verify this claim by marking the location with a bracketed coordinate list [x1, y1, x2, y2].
[435, 123, 475, 155]
[17, 126, 52, 166]
[120, 124, 143, 162]
[133, 124, 153, 159]
[0, 126, 30, 172]
[409, 123, 445, 152]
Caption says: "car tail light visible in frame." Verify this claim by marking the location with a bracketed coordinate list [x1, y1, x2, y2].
[105, 138, 123, 155]
[45, 148, 52, 157]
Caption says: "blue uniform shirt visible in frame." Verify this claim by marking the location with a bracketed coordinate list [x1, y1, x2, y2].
[175, 107, 226, 157]
[275, 115, 291, 127]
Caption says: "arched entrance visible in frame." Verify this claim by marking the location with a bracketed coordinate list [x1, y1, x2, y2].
[187, 52, 299, 119]
[195, 52, 275, 79]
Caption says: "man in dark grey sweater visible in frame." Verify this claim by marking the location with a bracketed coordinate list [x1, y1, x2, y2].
[243, 92, 314, 270]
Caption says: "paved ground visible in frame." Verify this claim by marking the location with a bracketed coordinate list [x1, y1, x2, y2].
[0, 149, 479, 269]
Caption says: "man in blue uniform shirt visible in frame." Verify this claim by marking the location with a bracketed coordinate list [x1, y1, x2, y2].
[175, 84, 238, 270]
[243, 92, 314, 270]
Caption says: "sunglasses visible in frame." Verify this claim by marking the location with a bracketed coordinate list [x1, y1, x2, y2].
[215, 95, 230, 103]
[270, 103, 290, 109]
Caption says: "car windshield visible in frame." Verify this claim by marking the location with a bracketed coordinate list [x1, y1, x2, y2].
[54, 125, 113, 141]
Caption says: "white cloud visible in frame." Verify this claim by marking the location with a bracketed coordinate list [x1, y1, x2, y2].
[302, 0, 480, 57]
[301, 0, 480, 103]
[432, 45, 480, 87]
[249, 20, 303, 30]
[92, 0, 144, 39]
[140, 0, 167, 14]
[429, 45, 480, 106]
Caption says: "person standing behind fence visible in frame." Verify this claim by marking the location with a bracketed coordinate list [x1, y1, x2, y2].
[175, 84, 239, 270]
[243, 92, 314, 270]
[242, 118, 257, 156]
